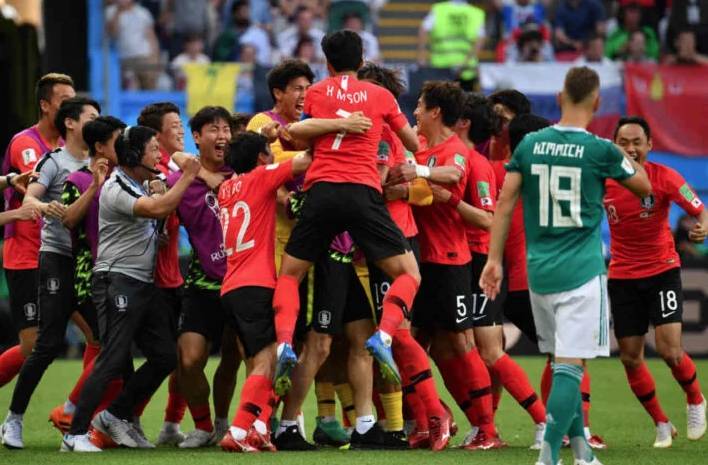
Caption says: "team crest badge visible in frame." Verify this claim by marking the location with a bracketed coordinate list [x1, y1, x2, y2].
[317, 310, 332, 327]
[115, 295, 129, 312]
[640, 194, 655, 210]
[47, 278, 60, 294]
[24, 303, 37, 321]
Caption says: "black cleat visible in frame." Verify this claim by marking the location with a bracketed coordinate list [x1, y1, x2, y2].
[381, 430, 409, 450]
[273, 425, 317, 451]
[350, 423, 399, 450]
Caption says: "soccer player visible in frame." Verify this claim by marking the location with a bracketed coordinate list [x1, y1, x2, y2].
[480, 66, 651, 465]
[217, 132, 312, 453]
[605, 116, 707, 447]
[488, 89, 531, 161]
[0, 73, 75, 389]
[1, 97, 100, 449]
[166, 106, 238, 448]
[0, 176, 37, 225]
[62, 126, 201, 452]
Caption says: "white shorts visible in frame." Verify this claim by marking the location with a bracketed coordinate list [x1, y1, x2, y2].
[529, 274, 610, 359]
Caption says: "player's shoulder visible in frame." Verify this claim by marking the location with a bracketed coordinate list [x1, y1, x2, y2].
[246, 112, 273, 130]
[67, 166, 92, 184]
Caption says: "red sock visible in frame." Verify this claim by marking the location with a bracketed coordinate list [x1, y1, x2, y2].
[491, 354, 546, 424]
[492, 382, 503, 414]
[464, 349, 496, 436]
[372, 387, 385, 420]
[402, 386, 429, 430]
[69, 358, 96, 405]
[671, 353, 703, 405]
[95, 378, 124, 416]
[379, 274, 419, 335]
[232, 375, 272, 431]
[0, 345, 26, 387]
[342, 404, 351, 427]
[437, 355, 478, 428]
[164, 372, 187, 423]
[625, 363, 669, 424]
[257, 390, 277, 426]
[581, 368, 591, 426]
[189, 403, 213, 432]
[83, 344, 100, 369]
[392, 329, 444, 419]
[540, 359, 552, 405]
[273, 275, 300, 345]
[133, 396, 151, 418]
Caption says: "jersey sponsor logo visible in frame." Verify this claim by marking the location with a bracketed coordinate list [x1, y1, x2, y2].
[22, 148, 37, 165]
[115, 295, 129, 312]
[47, 278, 60, 294]
[640, 194, 655, 210]
[317, 310, 332, 327]
[23, 303, 37, 321]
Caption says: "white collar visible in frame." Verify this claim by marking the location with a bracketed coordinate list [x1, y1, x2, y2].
[552, 124, 589, 133]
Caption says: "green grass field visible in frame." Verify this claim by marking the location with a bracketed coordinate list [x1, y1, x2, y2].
[0, 356, 706, 465]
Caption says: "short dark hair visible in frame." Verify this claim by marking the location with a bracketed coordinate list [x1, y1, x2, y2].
[54, 97, 101, 139]
[226, 131, 269, 174]
[357, 63, 406, 99]
[460, 93, 502, 144]
[420, 81, 464, 127]
[36, 73, 74, 116]
[266, 59, 315, 101]
[564, 66, 600, 104]
[117, 125, 158, 167]
[614, 115, 651, 140]
[231, 112, 252, 137]
[82, 116, 127, 157]
[321, 30, 363, 72]
[508, 114, 550, 152]
[189, 106, 232, 134]
[488, 89, 531, 116]
[137, 102, 181, 132]
[583, 32, 605, 49]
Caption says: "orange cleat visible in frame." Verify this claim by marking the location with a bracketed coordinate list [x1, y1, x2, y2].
[246, 427, 277, 452]
[408, 428, 430, 449]
[429, 413, 451, 452]
[220, 430, 259, 453]
[88, 425, 117, 449]
[463, 430, 506, 450]
[48, 405, 73, 435]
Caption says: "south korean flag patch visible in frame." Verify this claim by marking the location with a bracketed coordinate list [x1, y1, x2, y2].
[22, 148, 37, 165]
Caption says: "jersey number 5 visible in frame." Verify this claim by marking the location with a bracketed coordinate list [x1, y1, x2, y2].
[220, 201, 255, 255]
[531, 164, 583, 228]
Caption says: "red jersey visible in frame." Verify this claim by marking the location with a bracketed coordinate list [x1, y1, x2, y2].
[413, 134, 470, 265]
[302, 75, 408, 193]
[219, 160, 294, 294]
[604, 161, 704, 280]
[378, 125, 417, 238]
[2, 127, 57, 269]
[154, 148, 184, 288]
[464, 149, 496, 255]
[491, 160, 528, 292]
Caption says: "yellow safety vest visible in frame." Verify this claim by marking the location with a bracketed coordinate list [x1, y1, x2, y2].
[429, 2, 485, 77]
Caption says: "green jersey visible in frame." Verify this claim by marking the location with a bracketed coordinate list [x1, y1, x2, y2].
[506, 125, 636, 294]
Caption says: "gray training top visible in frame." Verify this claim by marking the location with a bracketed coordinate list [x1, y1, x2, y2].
[35, 147, 89, 256]
[93, 169, 158, 283]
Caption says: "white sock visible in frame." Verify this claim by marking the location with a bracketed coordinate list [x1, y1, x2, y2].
[63, 400, 76, 415]
[7, 411, 23, 422]
[277, 343, 286, 357]
[229, 426, 247, 441]
[320, 415, 336, 423]
[379, 330, 392, 346]
[276, 419, 298, 437]
[254, 419, 268, 435]
[355, 415, 375, 434]
[584, 427, 591, 440]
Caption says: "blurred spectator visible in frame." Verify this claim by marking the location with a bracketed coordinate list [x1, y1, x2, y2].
[505, 21, 555, 62]
[237, 44, 257, 93]
[160, 0, 211, 58]
[293, 35, 318, 63]
[171, 34, 211, 89]
[574, 33, 614, 64]
[212, 1, 272, 65]
[554, 0, 606, 52]
[667, 0, 708, 55]
[343, 12, 380, 62]
[624, 30, 657, 62]
[277, 6, 325, 59]
[221, 0, 273, 30]
[418, 0, 486, 90]
[664, 29, 708, 64]
[106, 0, 160, 89]
[605, 3, 659, 60]
[327, 0, 383, 32]
[502, 0, 546, 36]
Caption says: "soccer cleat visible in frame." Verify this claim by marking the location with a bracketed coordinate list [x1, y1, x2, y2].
[129, 418, 155, 449]
[220, 430, 259, 453]
[587, 434, 607, 449]
[440, 400, 458, 437]
[408, 427, 430, 449]
[213, 419, 229, 446]
[91, 410, 141, 448]
[178, 429, 215, 448]
[530, 422, 546, 450]
[274, 343, 298, 396]
[1, 417, 23, 449]
[349, 423, 393, 450]
[49, 405, 73, 435]
[462, 426, 479, 446]
[463, 429, 506, 450]
[429, 413, 451, 451]
[273, 424, 317, 451]
[156, 422, 185, 446]
[653, 421, 677, 448]
[574, 457, 603, 465]
[313, 417, 349, 447]
[61, 433, 102, 452]
[382, 430, 409, 449]
[687, 395, 707, 440]
[88, 426, 117, 449]
[365, 332, 401, 385]
[246, 427, 277, 452]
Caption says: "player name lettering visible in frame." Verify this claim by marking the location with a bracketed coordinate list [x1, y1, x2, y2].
[533, 141, 584, 159]
[325, 86, 368, 104]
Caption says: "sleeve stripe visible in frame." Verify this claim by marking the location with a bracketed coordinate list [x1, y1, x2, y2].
[115, 176, 143, 199]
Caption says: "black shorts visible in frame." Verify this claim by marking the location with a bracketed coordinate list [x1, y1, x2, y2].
[221, 286, 276, 358]
[368, 237, 420, 323]
[609, 267, 684, 339]
[4, 268, 39, 332]
[503, 290, 537, 344]
[285, 182, 409, 264]
[294, 269, 314, 343]
[468, 253, 507, 327]
[312, 255, 372, 335]
[411, 262, 474, 332]
[178, 287, 227, 342]
[157, 286, 183, 338]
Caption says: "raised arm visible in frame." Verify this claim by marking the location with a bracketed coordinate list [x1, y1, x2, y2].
[133, 157, 200, 219]
[62, 159, 109, 229]
[287, 112, 373, 142]
[385, 162, 460, 186]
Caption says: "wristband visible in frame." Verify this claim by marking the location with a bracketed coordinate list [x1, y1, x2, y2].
[447, 192, 461, 208]
[415, 164, 431, 179]
[6, 172, 17, 188]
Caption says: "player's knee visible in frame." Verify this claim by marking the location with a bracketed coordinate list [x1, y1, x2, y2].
[619, 351, 642, 369]
[659, 347, 683, 368]
[180, 351, 206, 373]
[307, 333, 332, 364]
[478, 345, 503, 367]
[19, 335, 37, 357]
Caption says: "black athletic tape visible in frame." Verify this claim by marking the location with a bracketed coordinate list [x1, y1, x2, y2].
[242, 402, 262, 417]
[468, 386, 492, 400]
[637, 390, 656, 403]
[344, 405, 355, 412]
[402, 385, 414, 395]
[520, 393, 538, 410]
[581, 392, 591, 402]
[409, 370, 433, 386]
[319, 399, 336, 404]
[679, 372, 697, 387]
[459, 400, 472, 411]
